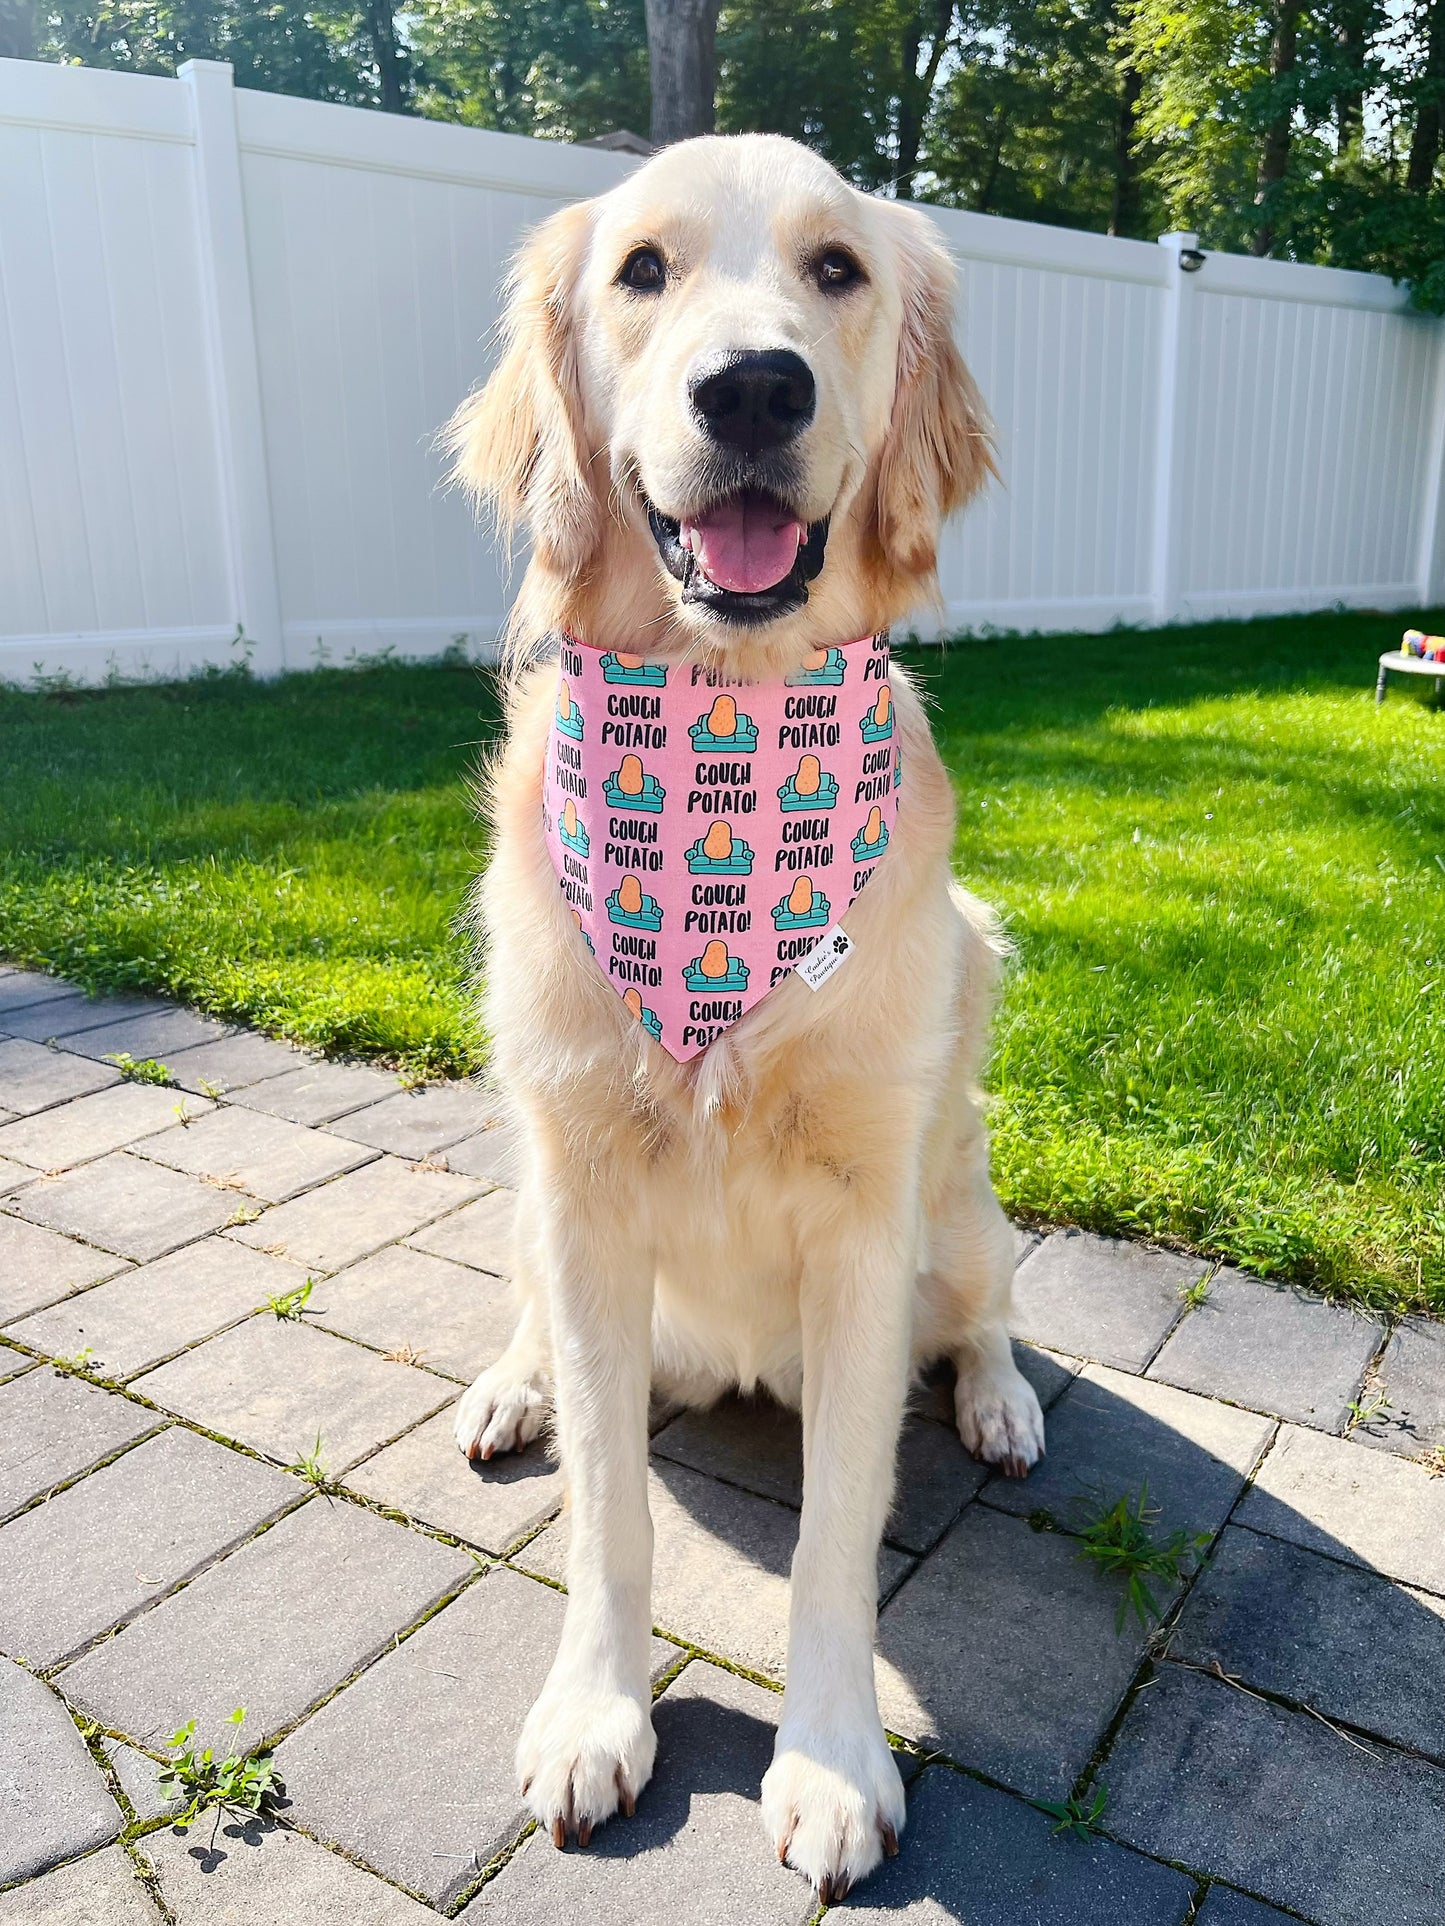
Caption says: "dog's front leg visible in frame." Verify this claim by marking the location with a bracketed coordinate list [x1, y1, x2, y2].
[762, 1197, 914, 1901]
[517, 1197, 656, 1846]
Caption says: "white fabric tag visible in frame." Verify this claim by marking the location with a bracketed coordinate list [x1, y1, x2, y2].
[794, 925, 854, 991]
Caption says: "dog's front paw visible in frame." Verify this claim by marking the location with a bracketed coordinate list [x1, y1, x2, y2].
[518, 1678, 656, 1847]
[954, 1357, 1045, 1478]
[761, 1720, 905, 1902]
[453, 1360, 549, 1461]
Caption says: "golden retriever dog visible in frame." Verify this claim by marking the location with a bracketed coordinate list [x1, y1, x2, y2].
[443, 133, 1043, 1902]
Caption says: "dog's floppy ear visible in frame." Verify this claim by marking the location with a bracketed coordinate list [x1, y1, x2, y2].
[443, 200, 599, 583]
[873, 204, 995, 580]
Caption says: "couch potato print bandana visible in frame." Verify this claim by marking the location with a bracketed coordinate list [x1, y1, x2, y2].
[542, 632, 901, 1060]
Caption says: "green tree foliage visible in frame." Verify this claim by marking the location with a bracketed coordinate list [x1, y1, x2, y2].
[10, 0, 1444, 302]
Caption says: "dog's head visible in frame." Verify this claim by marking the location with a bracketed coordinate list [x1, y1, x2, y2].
[446, 134, 993, 660]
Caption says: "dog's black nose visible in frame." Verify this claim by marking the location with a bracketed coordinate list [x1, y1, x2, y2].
[689, 350, 816, 454]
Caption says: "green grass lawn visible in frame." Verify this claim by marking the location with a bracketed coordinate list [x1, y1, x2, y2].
[2, 611, 1443, 1316]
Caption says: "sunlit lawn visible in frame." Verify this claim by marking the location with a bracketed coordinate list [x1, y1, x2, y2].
[2, 609, 1442, 1314]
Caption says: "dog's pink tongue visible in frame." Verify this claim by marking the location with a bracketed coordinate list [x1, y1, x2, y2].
[683, 496, 804, 594]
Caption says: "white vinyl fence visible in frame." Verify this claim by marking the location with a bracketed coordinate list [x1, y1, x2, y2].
[2, 56, 1444, 685]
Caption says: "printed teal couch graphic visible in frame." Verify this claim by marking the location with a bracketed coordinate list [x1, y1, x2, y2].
[859, 685, 894, 742]
[557, 798, 590, 856]
[851, 806, 890, 862]
[785, 646, 846, 686]
[600, 652, 667, 686]
[777, 755, 838, 812]
[685, 822, 755, 874]
[689, 693, 758, 752]
[554, 679, 584, 740]
[772, 877, 830, 930]
[604, 754, 666, 812]
[607, 875, 663, 930]
[622, 987, 663, 1040]
[683, 942, 750, 992]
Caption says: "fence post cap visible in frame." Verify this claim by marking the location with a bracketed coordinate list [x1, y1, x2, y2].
[1157, 230, 1199, 251]
[177, 59, 236, 80]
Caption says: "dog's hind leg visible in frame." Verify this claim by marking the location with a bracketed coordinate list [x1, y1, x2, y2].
[453, 1184, 553, 1461]
[917, 1097, 1044, 1479]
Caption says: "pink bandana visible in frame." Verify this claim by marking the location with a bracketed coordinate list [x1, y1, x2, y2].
[542, 633, 900, 1060]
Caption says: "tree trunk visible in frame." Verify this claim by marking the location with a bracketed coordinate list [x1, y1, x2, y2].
[1333, 0, 1368, 154]
[1253, 0, 1300, 256]
[1406, 0, 1445, 191]
[367, 0, 407, 114]
[645, 0, 720, 146]
[976, 103, 1010, 213]
[895, 0, 954, 199]
[1109, 62, 1143, 236]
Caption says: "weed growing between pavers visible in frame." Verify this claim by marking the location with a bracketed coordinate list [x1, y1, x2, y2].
[160, 1707, 283, 1839]
[1069, 1486, 1211, 1634]
[49, 1348, 98, 1380]
[287, 1432, 337, 1493]
[1036, 1781, 1110, 1839]
[265, 1277, 316, 1321]
[104, 1053, 174, 1087]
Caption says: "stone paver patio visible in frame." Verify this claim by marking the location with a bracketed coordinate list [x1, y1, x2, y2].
[0, 965, 1442, 1923]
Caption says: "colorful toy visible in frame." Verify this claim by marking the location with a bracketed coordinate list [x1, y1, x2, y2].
[1402, 629, 1445, 661]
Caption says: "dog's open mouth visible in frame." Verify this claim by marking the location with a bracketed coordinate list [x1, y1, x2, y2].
[646, 491, 829, 622]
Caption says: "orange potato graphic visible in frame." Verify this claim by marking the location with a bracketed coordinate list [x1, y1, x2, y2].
[795, 755, 821, 797]
[788, 876, 814, 915]
[873, 684, 891, 726]
[618, 875, 643, 914]
[616, 652, 643, 668]
[623, 987, 643, 1018]
[706, 693, 737, 736]
[804, 647, 828, 670]
[863, 805, 883, 843]
[702, 821, 734, 860]
[572, 907, 583, 929]
[562, 798, 578, 836]
[558, 679, 573, 719]
[617, 754, 645, 796]
[700, 940, 731, 979]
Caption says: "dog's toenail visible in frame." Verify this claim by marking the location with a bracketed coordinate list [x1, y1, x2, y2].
[550, 1817, 566, 1849]
[882, 1821, 899, 1857]
[577, 1818, 593, 1847]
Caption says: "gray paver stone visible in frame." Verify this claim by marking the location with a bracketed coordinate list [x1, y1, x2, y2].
[14, 1150, 242, 1260]
[64, 1007, 230, 1063]
[0, 1657, 121, 1881]
[0, 1368, 161, 1519]
[136, 1104, 376, 1202]
[1105, 1663, 1445, 1926]
[143, 1817, 438, 1924]
[653, 1396, 988, 1555]
[163, 1030, 307, 1095]
[1195, 1891, 1300, 1925]
[326, 1081, 502, 1158]
[0, 1157, 35, 1196]
[61, 1496, 472, 1750]
[228, 1156, 481, 1271]
[0, 1425, 296, 1666]
[525, 1458, 909, 1680]
[467, 1660, 812, 1926]
[1235, 1423, 1445, 1593]
[1010, 1230, 1203, 1370]
[441, 1118, 519, 1185]
[0, 1844, 163, 1923]
[0, 1037, 120, 1114]
[981, 1362, 1273, 1537]
[279, 1568, 677, 1907]
[0, 991, 171, 1042]
[315, 1244, 517, 1380]
[0, 1084, 213, 1171]
[344, 1407, 562, 1553]
[876, 1504, 1164, 1797]
[0, 1216, 131, 1321]
[1356, 1315, 1445, 1458]
[1171, 1525, 1445, 1759]
[134, 1316, 452, 1470]
[230, 1060, 402, 1126]
[839, 1765, 1194, 1925]
[1147, 1269, 1381, 1430]
[108, 1740, 185, 1823]
[7, 1239, 305, 1381]
[0, 971, 79, 1017]
[404, 1185, 515, 1273]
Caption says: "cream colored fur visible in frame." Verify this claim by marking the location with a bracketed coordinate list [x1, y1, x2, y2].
[444, 133, 1043, 1903]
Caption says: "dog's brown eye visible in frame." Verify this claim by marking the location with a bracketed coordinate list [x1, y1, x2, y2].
[619, 247, 666, 292]
[817, 249, 862, 292]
